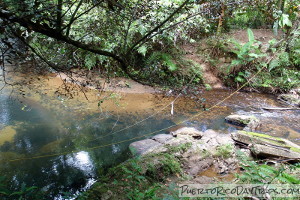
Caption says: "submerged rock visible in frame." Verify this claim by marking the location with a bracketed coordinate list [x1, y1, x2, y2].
[278, 93, 300, 107]
[0, 126, 17, 146]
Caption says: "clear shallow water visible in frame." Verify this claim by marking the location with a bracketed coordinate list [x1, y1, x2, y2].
[0, 84, 299, 198]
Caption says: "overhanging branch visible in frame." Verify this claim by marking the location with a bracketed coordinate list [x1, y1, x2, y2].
[0, 9, 126, 66]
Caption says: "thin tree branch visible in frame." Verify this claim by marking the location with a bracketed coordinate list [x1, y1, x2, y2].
[127, 0, 190, 54]
[61, 0, 104, 33]
[135, 12, 204, 50]
[0, 9, 125, 65]
[61, 0, 78, 18]
[65, 0, 84, 36]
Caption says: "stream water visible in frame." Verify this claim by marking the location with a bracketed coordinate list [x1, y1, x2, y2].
[0, 74, 299, 199]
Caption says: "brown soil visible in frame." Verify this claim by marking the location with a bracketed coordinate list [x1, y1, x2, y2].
[58, 71, 156, 94]
[182, 43, 224, 89]
[231, 29, 283, 44]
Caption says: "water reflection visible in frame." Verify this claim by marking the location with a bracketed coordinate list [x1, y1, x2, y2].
[0, 87, 299, 199]
[66, 151, 95, 176]
[0, 91, 11, 128]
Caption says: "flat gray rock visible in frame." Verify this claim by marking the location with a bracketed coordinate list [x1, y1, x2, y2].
[253, 144, 300, 159]
[152, 134, 173, 144]
[129, 139, 162, 155]
[225, 114, 259, 127]
[171, 127, 203, 139]
[232, 131, 300, 159]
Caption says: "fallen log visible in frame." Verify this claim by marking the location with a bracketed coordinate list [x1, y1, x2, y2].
[262, 107, 300, 111]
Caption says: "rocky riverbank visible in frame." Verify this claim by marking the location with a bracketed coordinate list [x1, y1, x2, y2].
[85, 110, 300, 199]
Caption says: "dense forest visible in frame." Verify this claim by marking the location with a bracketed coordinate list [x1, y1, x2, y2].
[1, 0, 300, 199]
[0, 0, 299, 90]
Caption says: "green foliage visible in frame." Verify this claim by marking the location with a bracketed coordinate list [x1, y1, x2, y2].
[84, 53, 97, 70]
[0, 176, 42, 200]
[167, 142, 192, 153]
[204, 83, 212, 91]
[252, 68, 300, 91]
[289, 29, 300, 67]
[126, 184, 161, 200]
[215, 144, 234, 159]
[279, 14, 293, 29]
[228, 4, 274, 29]
[146, 51, 177, 72]
[84, 151, 183, 199]
[234, 71, 251, 83]
[140, 50, 203, 87]
[237, 151, 300, 184]
[228, 29, 265, 73]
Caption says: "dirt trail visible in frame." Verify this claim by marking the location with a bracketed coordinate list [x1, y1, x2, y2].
[182, 44, 224, 89]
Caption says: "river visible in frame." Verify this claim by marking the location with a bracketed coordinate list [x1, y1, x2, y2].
[0, 72, 299, 199]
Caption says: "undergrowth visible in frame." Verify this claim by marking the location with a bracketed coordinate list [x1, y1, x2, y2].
[198, 28, 300, 92]
[134, 49, 203, 88]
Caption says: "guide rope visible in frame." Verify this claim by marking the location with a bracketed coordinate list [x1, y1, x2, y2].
[87, 93, 182, 143]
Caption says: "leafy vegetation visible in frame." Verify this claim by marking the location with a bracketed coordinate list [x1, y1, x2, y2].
[198, 16, 300, 91]
[237, 151, 300, 184]
[215, 144, 234, 159]
[0, 176, 43, 200]
[0, 0, 211, 86]
[1, 0, 300, 199]
[1, 0, 298, 90]
[84, 152, 183, 200]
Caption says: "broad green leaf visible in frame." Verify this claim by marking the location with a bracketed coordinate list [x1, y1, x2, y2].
[268, 59, 280, 71]
[279, 14, 292, 28]
[137, 46, 147, 56]
[231, 59, 242, 66]
[166, 62, 177, 72]
[247, 29, 254, 42]
[281, 173, 300, 184]
[235, 76, 245, 83]
[248, 53, 259, 58]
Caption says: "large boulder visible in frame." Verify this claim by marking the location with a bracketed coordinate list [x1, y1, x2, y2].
[252, 144, 300, 159]
[129, 139, 162, 155]
[232, 131, 300, 159]
[225, 114, 259, 128]
[151, 134, 173, 144]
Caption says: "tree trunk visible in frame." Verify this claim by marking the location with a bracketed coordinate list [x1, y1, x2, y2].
[217, 3, 225, 35]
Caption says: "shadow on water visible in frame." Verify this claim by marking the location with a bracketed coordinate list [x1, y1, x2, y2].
[0, 85, 299, 198]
